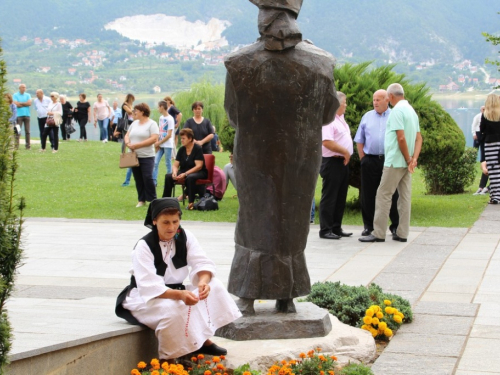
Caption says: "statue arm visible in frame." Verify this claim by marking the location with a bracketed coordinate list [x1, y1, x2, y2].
[224, 72, 238, 129]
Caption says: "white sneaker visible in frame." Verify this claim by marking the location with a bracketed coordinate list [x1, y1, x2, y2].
[136, 202, 145, 208]
[479, 187, 489, 195]
[103, 139, 108, 143]
[473, 188, 482, 195]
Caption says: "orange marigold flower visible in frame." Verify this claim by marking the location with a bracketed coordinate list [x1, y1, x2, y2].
[316, 347, 322, 352]
[328, 371, 335, 375]
[150, 358, 160, 365]
[198, 354, 205, 360]
[204, 371, 212, 375]
[216, 373, 222, 375]
[213, 356, 221, 363]
[220, 355, 226, 360]
[151, 371, 160, 375]
[217, 363, 225, 370]
[131, 370, 141, 375]
[191, 356, 198, 362]
[320, 371, 325, 375]
[330, 355, 337, 360]
[243, 372, 252, 375]
[281, 360, 288, 365]
[206, 360, 212, 365]
[137, 361, 147, 369]
[319, 355, 326, 362]
[299, 353, 306, 359]
[289, 359, 297, 365]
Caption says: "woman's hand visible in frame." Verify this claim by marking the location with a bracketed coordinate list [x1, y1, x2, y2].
[180, 290, 199, 306]
[127, 143, 136, 151]
[198, 283, 210, 300]
[94, 121, 97, 128]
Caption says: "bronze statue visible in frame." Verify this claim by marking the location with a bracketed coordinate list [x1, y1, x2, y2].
[224, 0, 339, 314]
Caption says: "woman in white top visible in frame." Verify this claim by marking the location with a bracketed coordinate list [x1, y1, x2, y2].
[41, 92, 63, 153]
[116, 198, 241, 364]
[124, 103, 160, 207]
[93, 93, 112, 143]
[153, 100, 175, 186]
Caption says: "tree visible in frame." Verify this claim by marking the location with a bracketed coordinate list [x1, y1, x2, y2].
[0, 39, 25, 374]
[483, 12, 500, 88]
[335, 62, 467, 194]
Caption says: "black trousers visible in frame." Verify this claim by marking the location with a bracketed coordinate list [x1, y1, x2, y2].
[38, 117, 54, 147]
[131, 157, 156, 202]
[41, 127, 59, 151]
[78, 117, 88, 140]
[61, 116, 71, 140]
[319, 157, 349, 235]
[163, 171, 207, 203]
[360, 155, 399, 232]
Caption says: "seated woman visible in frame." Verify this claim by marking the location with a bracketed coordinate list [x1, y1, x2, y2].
[116, 198, 241, 362]
[162, 128, 207, 210]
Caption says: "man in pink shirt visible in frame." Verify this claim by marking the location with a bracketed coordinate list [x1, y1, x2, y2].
[319, 91, 353, 240]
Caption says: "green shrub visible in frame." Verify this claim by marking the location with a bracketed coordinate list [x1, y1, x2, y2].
[422, 147, 478, 194]
[338, 363, 374, 375]
[306, 282, 413, 332]
[0, 40, 25, 374]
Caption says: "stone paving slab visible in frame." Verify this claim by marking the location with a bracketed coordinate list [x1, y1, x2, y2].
[457, 337, 500, 373]
[371, 353, 457, 375]
[413, 301, 479, 317]
[382, 332, 467, 357]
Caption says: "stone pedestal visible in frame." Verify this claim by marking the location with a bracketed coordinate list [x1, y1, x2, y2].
[215, 301, 332, 341]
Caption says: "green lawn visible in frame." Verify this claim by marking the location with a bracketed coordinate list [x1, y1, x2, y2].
[15, 141, 488, 227]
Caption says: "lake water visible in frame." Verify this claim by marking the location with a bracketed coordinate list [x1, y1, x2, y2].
[21, 94, 488, 144]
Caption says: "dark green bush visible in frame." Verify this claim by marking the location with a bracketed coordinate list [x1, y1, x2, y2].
[306, 282, 413, 332]
[422, 147, 478, 194]
[339, 363, 374, 375]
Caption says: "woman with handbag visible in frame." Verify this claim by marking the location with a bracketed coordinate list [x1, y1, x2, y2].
[124, 103, 159, 207]
[60, 95, 73, 141]
[162, 128, 207, 210]
[40, 92, 62, 153]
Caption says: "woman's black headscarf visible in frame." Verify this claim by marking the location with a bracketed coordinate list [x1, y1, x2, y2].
[144, 198, 182, 229]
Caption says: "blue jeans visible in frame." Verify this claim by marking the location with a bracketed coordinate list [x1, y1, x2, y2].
[311, 199, 315, 222]
[153, 147, 173, 185]
[98, 118, 109, 140]
[124, 168, 132, 184]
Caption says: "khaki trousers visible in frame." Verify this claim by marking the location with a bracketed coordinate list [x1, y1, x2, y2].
[373, 167, 412, 239]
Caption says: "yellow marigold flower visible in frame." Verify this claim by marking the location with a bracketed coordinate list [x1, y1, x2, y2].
[131, 369, 141, 375]
[361, 324, 369, 330]
[137, 361, 147, 369]
[372, 317, 380, 325]
[370, 329, 378, 337]
[370, 305, 380, 313]
[319, 355, 326, 362]
[161, 362, 169, 370]
[385, 307, 394, 314]
[204, 371, 212, 375]
[152, 364, 160, 370]
[379, 322, 387, 330]
[384, 328, 393, 337]
[151, 358, 160, 365]
[384, 300, 392, 305]
[299, 352, 306, 358]
[363, 316, 373, 325]
[393, 315, 403, 324]
[213, 356, 221, 363]
[396, 312, 405, 319]
[376, 311, 384, 319]
[365, 309, 374, 317]
[198, 354, 205, 360]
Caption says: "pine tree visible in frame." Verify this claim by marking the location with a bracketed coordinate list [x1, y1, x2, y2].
[0, 39, 25, 374]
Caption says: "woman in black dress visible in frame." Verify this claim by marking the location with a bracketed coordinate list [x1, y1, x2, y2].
[60, 95, 73, 140]
[162, 128, 207, 210]
[480, 93, 500, 204]
[73, 93, 90, 141]
[182, 101, 214, 154]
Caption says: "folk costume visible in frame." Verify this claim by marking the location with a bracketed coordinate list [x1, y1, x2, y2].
[116, 198, 241, 360]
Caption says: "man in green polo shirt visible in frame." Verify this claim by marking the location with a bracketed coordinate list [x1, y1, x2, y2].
[359, 83, 422, 243]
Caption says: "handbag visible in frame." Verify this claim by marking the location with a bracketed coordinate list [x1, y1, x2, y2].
[117, 117, 128, 133]
[65, 121, 76, 135]
[46, 116, 56, 127]
[119, 141, 139, 168]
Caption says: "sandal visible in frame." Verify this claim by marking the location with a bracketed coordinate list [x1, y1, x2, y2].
[188, 203, 194, 210]
[177, 194, 184, 202]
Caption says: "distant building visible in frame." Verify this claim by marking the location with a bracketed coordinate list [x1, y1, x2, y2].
[153, 86, 161, 93]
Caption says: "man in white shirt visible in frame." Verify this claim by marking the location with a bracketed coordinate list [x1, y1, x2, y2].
[33, 89, 53, 148]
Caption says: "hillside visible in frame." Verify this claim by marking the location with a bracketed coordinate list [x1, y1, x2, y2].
[0, 0, 499, 94]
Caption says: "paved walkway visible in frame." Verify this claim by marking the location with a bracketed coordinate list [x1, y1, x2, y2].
[7, 204, 500, 374]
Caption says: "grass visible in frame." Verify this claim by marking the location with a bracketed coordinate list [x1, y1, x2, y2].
[15, 141, 488, 227]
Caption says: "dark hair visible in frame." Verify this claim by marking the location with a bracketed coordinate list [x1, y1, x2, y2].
[134, 103, 151, 117]
[125, 93, 135, 104]
[164, 95, 175, 106]
[155, 207, 182, 219]
[158, 100, 169, 110]
[79, 93, 86, 100]
[179, 128, 194, 140]
[191, 101, 204, 110]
